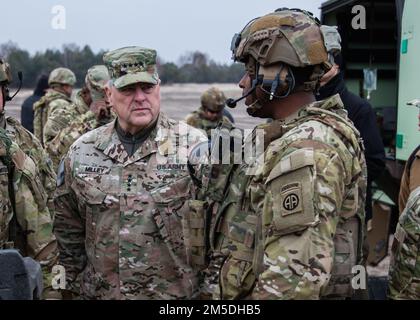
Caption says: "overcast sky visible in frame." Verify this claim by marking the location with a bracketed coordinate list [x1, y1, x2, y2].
[1, 0, 323, 64]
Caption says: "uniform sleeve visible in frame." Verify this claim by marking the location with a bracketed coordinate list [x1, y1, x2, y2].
[251, 146, 345, 299]
[43, 101, 72, 145]
[11, 144, 58, 289]
[53, 155, 87, 291]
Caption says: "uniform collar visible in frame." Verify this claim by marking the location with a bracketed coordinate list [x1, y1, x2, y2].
[94, 112, 176, 165]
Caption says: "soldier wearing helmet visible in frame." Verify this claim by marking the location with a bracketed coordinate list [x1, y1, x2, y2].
[204, 8, 367, 300]
[185, 87, 234, 138]
[44, 65, 111, 169]
[33, 67, 76, 146]
[45, 65, 112, 169]
[0, 57, 56, 220]
[0, 58, 58, 297]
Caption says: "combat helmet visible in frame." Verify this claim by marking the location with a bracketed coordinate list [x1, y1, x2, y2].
[0, 58, 12, 85]
[201, 87, 226, 112]
[48, 67, 76, 86]
[230, 8, 341, 113]
[85, 65, 110, 101]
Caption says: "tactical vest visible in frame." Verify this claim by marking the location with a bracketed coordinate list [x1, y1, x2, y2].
[0, 129, 14, 249]
[33, 90, 71, 146]
[211, 103, 366, 299]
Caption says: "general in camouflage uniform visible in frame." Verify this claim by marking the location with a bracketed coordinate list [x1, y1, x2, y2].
[53, 46, 209, 299]
[388, 186, 420, 299]
[46, 65, 112, 169]
[205, 9, 367, 300]
[0, 58, 57, 294]
[33, 67, 75, 146]
[185, 87, 234, 139]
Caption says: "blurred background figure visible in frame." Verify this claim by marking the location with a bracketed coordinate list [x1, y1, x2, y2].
[317, 53, 386, 223]
[185, 86, 234, 139]
[20, 74, 49, 133]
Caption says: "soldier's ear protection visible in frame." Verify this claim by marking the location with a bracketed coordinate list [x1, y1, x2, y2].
[259, 64, 296, 100]
[5, 71, 23, 102]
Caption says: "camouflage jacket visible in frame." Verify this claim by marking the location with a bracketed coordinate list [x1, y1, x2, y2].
[1, 115, 56, 218]
[46, 108, 113, 170]
[33, 89, 72, 146]
[53, 113, 209, 299]
[206, 94, 367, 300]
[0, 128, 57, 288]
[389, 186, 420, 300]
[185, 108, 234, 139]
[44, 90, 89, 154]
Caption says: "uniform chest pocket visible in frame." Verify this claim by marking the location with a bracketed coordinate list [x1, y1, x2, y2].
[71, 175, 113, 261]
[150, 175, 193, 252]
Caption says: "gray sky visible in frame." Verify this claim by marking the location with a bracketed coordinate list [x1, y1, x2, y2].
[1, 0, 323, 64]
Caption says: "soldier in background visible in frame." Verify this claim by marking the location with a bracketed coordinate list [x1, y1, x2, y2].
[53, 46, 208, 299]
[33, 67, 75, 146]
[388, 186, 420, 299]
[388, 110, 420, 300]
[317, 53, 385, 223]
[205, 8, 367, 300]
[185, 87, 234, 139]
[0, 58, 57, 297]
[0, 58, 56, 218]
[45, 65, 111, 169]
[21, 74, 49, 133]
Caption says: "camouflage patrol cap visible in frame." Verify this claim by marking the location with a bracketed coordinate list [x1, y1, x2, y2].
[201, 87, 226, 112]
[103, 46, 159, 89]
[85, 65, 110, 101]
[231, 9, 328, 68]
[48, 67, 76, 86]
[0, 58, 12, 85]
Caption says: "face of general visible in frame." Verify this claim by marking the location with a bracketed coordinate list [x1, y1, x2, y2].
[106, 81, 161, 134]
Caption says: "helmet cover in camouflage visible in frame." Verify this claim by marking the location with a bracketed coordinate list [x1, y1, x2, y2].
[231, 9, 328, 68]
[0, 58, 12, 85]
[85, 65, 110, 101]
[103, 46, 159, 89]
[48, 67, 76, 86]
[201, 87, 226, 112]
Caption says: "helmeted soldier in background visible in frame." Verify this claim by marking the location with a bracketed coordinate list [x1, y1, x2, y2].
[204, 8, 367, 300]
[45, 65, 111, 169]
[33, 67, 75, 146]
[185, 87, 234, 139]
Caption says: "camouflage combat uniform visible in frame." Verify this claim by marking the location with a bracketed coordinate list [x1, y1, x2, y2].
[47, 110, 114, 170]
[33, 89, 73, 146]
[207, 95, 367, 299]
[185, 87, 233, 139]
[0, 115, 56, 217]
[0, 129, 57, 288]
[33, 67, 76, 146]
[54, 112, 209, 299]
[46, 65, 111, 169]
[44, 90, 89, 167]
[388, 186, 420, 300]
[185, 109, 233, 138]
